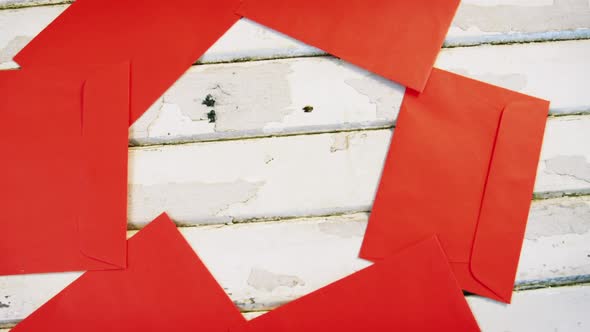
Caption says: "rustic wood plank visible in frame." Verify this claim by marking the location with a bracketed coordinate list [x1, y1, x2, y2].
[2, 0, 590, 68]
[468, 285, 590, 332]
[129, 39, 590, 146]
[127, 116, 590, 226]
[1, 195, 589, 324]
[2, 285, 589, 330]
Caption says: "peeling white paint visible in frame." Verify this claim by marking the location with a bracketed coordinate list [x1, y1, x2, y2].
[128, 180, 264, 226]
[247, 268, 305, 292]
[127, 40, 590, 146]
[1, 197, 589, 323]
[454, 0, 590, 33]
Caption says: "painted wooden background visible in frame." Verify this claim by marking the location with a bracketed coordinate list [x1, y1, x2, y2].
[0, 0, 589, 331]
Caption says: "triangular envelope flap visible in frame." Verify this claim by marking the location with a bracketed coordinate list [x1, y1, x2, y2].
[78, 62, 131, 269]
[11, 213, 247, 332]
[470, 99, 549, 303]
[231, 236, 479, 332]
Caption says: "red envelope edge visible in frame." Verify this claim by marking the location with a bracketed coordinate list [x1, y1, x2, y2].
[230, 236, 480, 332]
[236, 0, 460, 92]
[11, 213, 246, 332]
[360, 68, 550, 303]
[0, 63, 129, 275]
[14, 0, 241, 124]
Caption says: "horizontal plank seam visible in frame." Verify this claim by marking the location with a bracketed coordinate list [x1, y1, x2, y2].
[126, 193, 590, 231]
[515, 275, 590, 291]
[0, 1, 71, 10]
[129, 112, 587, 148]
[1, 4, 589, 49]
[128, 124, 394, 148]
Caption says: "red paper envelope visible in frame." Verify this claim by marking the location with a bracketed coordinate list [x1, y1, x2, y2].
[14, 0, 240, 124]
[230, 237, 479, 332]
[360, 68, 550, 303]
[237, 0, 460, 91]
[11, 213, 246, 332]
[0, 64, 130, 275]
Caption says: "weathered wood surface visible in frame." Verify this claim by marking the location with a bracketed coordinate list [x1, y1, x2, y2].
[126, 115, 590, 226]
[129, 40, 590, 146]
[1, 1, 588, 331]
[2, 0, 590, 68]
[2, 286, 589, 332]
[1, 195, 589, 325]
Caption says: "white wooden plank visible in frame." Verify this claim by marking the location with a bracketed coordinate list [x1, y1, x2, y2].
[1, 195, 589, 324]
[129, 39, 590, 146]
[2, 1, 590, 68]
[127, 116, 590, 226]
[468, 285, 590, 332]
[1, 286, 589, 331]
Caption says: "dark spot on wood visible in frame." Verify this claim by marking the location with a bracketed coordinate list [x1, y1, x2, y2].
[207, 110, 217, 123]
[303, 105, 314, 113]
[202, 94, 216, 107]
[0, 302, 9, 308]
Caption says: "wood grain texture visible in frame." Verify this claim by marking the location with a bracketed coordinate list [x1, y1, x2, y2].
[1, 195, 589, 325]
[126, 115, 590, 226]
[129, 40, 590, 146]
[1, 0, 590, 68]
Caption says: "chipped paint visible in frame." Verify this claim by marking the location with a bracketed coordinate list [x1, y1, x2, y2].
[345, 73, 405, 120]
[526, 198, 590, 239]
[330, 133, 350, 153]
[545, 155, 590, 183]
[449, 68, 528, 91]
[128, 180, 264, 226]
[0, 36, 31, 63]
[162, 61, 294, 133]
[0, 302, 8, 309]
[247, 268, 305, 292]
[317, 221, 366, 238]
[454, 0, 590, 33]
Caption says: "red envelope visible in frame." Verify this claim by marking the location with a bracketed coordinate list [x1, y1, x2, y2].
[0, 64, 130, 275]
[360, 68, 550, 303]
[10, 213, 246, 332]
[14, 0, 240, 124]
[230, 237, 479, 332]
[237, 0, 460, 91]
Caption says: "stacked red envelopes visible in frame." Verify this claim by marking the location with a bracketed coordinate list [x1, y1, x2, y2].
[11, 214, 246, 332]
[14, 0, 241, 123]
[231, 237, 479, 332]
[361, 69, 550, 303]
[237, 0, 460, 91]
[0, 63, 130, 275]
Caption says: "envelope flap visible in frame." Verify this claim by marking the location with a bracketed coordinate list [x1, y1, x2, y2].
[470, 98, 549, 303]
[78, 62, 131, 269]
